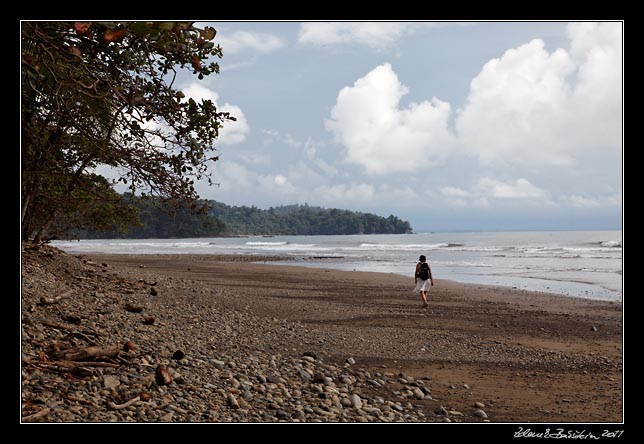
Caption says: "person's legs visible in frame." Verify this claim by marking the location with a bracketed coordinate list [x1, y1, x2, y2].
[421, 290, 428, 307]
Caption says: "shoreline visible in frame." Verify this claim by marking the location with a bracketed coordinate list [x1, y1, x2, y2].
[50, 244, 622, 302]
[21, 249, 623, 423]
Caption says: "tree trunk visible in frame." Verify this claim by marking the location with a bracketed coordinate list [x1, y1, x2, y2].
[33, 153, 95, 243]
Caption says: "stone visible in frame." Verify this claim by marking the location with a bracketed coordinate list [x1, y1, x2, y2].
[591, 325, 598, 332]
[103, 375, 120, 389]
[346, 357, 356, 365]
[227, 394, 240, 409]
[303, 351, 317, 359]
[160, 412, 174, 422]
[237, 398, 252, 410]
[350, 394, 363, 409]
[154, 365, 173, 386]
[412, 387, 425, 400]
[472, 409, 488, 418]
[474, 402, 485, 409]
[312, 373, 326, 383]
[275, 409, 291, 419]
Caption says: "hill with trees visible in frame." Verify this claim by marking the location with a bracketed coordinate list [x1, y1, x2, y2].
[210, 202, 412, 236]
[71, 196, 412, 238]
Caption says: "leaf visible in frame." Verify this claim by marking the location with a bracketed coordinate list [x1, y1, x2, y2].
[104, 28, 126, 43]
[74, 22, 92, 35]
[200, 26, 216, 41]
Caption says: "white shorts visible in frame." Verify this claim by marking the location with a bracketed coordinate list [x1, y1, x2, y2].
[415, 279, 431, 292]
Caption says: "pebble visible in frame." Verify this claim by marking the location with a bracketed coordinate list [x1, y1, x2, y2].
[227, 394, 240, 409]
[350, 394, 363, 409]
[412, 388, 425, 400]
[103, 375, 120, 389]
[472, 409, 488, 418]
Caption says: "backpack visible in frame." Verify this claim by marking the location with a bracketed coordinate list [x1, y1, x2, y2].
[418, 262, 430, 280]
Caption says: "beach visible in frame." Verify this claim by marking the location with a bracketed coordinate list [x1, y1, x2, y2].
[21, 245, 623, 423]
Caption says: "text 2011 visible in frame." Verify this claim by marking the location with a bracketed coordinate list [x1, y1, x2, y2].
[514, 428, 624, 439]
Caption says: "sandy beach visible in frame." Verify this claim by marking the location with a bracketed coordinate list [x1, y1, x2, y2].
[21, 245, 623, 424]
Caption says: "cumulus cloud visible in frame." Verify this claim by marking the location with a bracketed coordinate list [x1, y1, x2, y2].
[326, 63, 455, 174]
[298, 22, 434, 50]
[456, 22, 622, 167]
[217, 31, 286, 55]
[182, 83, 250, 145]
[325, 22, 621, 216]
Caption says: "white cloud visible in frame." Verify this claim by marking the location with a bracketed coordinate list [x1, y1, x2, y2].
[326, 63, 455, 174]
[568, 195, 601, 208]
[441, 186, 470, 197]
[298, 22, 435, 50]
[455, 22, 622, 167]
[181, 83, 250, 145]
[210, 161, 298, 203]
[437, 178, 548, 208]
[261, 129, 302, 148]
[217, 31, 286, 55]
[476, 177, 547, 199]
[274, 175, 288, 186]
[304, 139, 339, 177]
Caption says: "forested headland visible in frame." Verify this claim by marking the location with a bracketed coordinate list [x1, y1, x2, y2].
[70, 195, 413, 238]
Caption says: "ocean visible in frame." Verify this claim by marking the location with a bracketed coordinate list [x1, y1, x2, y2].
[51, 230, 622, 302]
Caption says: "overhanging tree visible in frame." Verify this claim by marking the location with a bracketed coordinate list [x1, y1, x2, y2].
[21, 21, 233, 242]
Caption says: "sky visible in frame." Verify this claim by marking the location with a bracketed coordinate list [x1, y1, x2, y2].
[169, 21, 622, 232]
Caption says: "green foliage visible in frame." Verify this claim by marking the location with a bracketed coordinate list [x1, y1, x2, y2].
[70, 194, 227, 239]
[72, 198, 413, 238]
[210, 202, 413, 235]
[21, 21, 229, 242]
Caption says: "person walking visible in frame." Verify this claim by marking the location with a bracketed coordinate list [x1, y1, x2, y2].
[414, 254, 434, 307]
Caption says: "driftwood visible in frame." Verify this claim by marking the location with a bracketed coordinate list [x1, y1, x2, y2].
[108, 396, 142, 410]
[38, 290, 74, 306]
[22, 408, 51, 422]
[55, 344, 120, 361]
[27, 360, 119, 376]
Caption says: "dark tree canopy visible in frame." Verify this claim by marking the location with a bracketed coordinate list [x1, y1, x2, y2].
[209, 202, 413, 236]
[21, 21, 232, 242]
